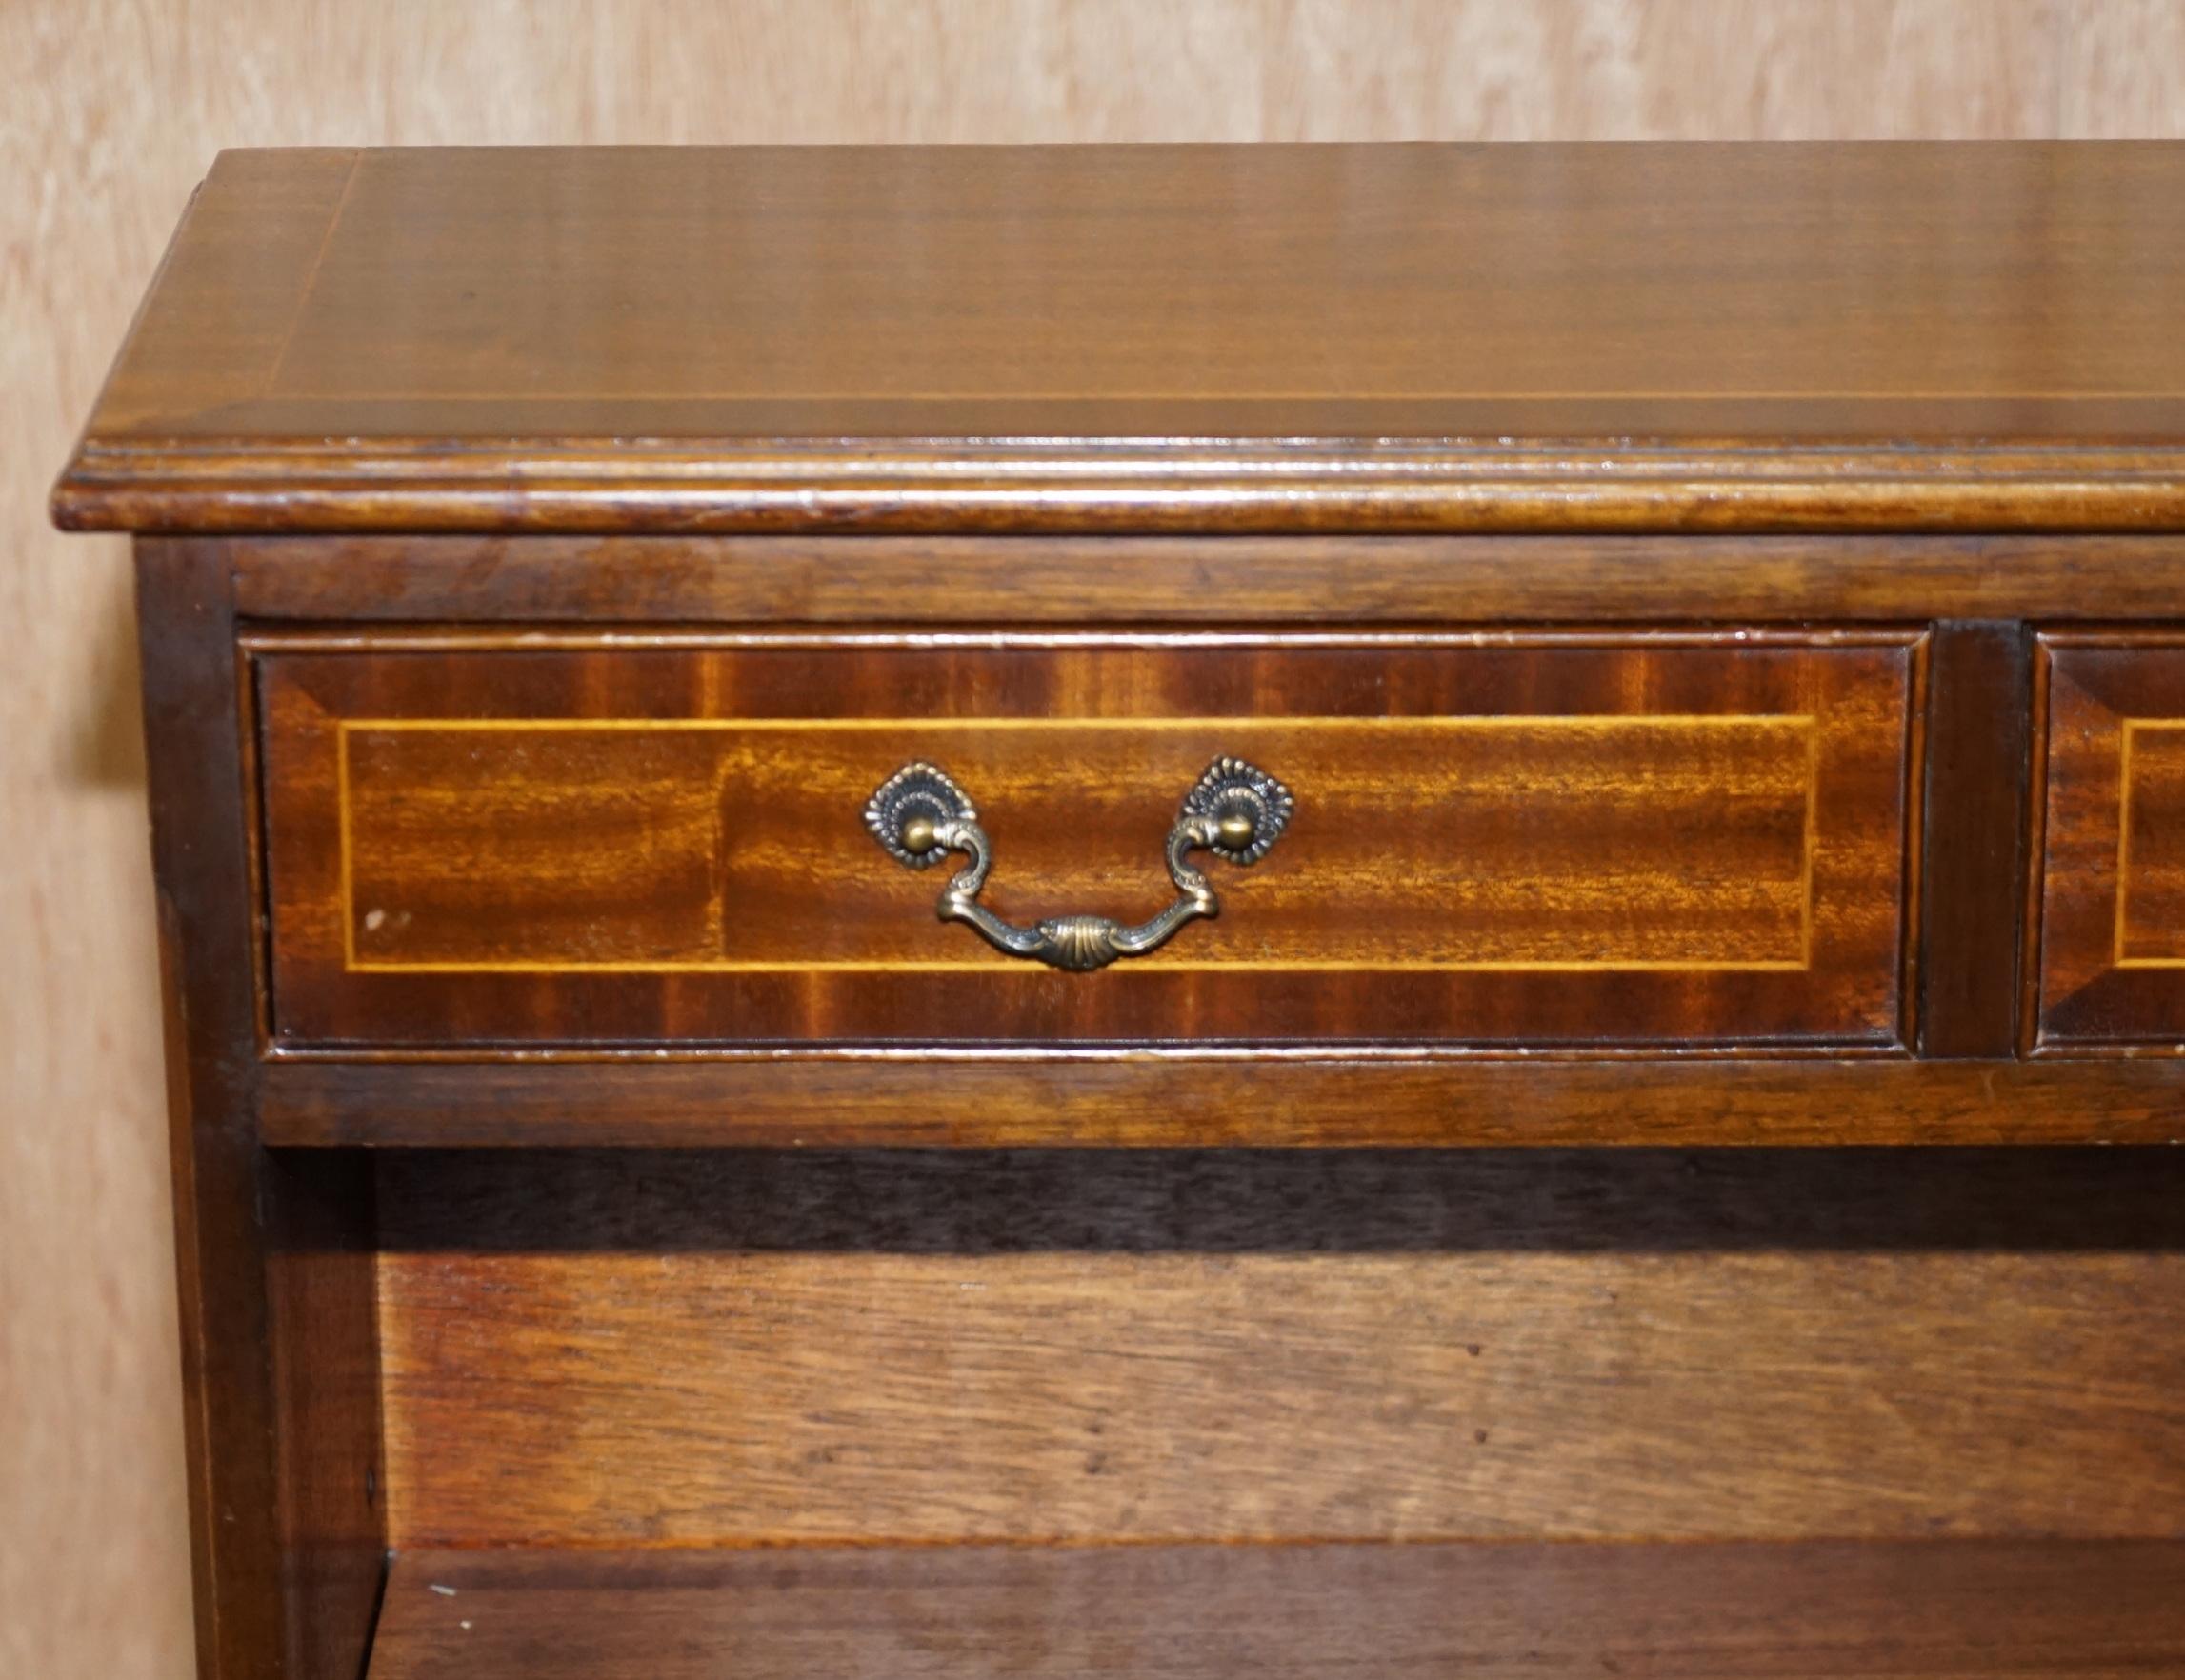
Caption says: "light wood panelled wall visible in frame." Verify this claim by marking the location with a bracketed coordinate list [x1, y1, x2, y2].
[4, 5, 2182, 1676]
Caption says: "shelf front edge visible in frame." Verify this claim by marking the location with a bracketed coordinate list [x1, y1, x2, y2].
[258, 1055, 2185, 1148]
[53, 438, 2185, 535]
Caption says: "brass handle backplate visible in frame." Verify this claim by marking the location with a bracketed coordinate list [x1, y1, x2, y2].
[865, 757, 1294, 970]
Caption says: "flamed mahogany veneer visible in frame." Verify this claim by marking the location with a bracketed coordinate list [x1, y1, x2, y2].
[254, 631, 1916, 1050]
[55, 145, 2185, 1680]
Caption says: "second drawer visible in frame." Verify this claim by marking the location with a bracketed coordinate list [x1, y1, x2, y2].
[254, 631, 1920, 1050]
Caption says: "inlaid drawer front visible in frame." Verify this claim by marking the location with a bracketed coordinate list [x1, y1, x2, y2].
[253, 633, 1919, 1050]
[2034, 634, 2185, 1050]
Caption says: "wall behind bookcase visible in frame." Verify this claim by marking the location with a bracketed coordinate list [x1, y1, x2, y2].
[5, 4, 2183, 1676]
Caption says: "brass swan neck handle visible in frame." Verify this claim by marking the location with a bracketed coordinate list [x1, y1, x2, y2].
[865, 757, 1293, 971]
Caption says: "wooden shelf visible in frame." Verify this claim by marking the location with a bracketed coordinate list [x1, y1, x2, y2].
[258, 1054, 2185, 1148]
[369, 1541, 2185, 1679]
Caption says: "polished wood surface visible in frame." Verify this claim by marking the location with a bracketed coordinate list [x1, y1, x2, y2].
[52, 144, 2185, 535]
[368, 1542, 2185, 1680]
[228, 532, 2185, 626]
[2032, 634, 2185, 1050]
[134, 544, 383, 1680]
[376, 1150, 2185, 1546]
[58, 131, 2185, 1680]
[1916, 622, 2033, 1056]
[255, 1055, 2185, 1149]
[256, 632, 1916, 1050]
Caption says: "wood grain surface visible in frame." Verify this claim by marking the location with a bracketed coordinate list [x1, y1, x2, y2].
[90, 146, 2185, 439]
[2032, 634, 2185, 1049]
[253, 1055, 2185, 1150]
[50, 143, 2185, 534]
[227, 532, 2185, 626]
[367, 1541, 2185, 1680]
[11, 9, 2185, 1680]
[1917, 623, 2033, 1055]
[375, 1150, 2185, 1545]
[134, 546, 386, 1680]
[256, 633, 1915, 1050]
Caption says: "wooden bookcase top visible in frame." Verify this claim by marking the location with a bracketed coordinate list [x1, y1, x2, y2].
[52, 143, 2185, 534]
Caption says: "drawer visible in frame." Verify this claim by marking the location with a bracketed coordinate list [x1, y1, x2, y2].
[254, 631, 1920, 1050]
[2034, 633, 2185, 1050]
